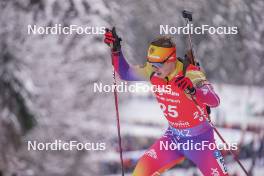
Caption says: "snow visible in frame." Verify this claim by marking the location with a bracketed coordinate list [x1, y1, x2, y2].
[214, 128, 254, 145]
[120, 98, 167, 126]
[213, 84, 264, 126]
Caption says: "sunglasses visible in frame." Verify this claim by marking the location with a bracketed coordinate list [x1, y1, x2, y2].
[148, 50, 176, 69]
[150, 62, 164, 68]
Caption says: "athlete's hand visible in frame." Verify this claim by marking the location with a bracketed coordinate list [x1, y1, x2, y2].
[104, 27, 122, 52]
[175, 76, 196, 94]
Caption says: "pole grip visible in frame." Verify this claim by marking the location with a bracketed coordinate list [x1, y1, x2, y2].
[182, 10, 193, 21]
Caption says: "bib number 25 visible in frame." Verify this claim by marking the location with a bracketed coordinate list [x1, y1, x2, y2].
[159, 103, 178, 118]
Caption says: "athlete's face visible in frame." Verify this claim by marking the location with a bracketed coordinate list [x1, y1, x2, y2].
[151, 61, 176, 78]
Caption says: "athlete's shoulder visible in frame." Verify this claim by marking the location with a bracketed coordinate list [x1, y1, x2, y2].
[174, 59, 199, 72]
[186, 65, 207, 85]
[134, 62, 154, 79]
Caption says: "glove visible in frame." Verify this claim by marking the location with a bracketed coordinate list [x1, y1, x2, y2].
[104, 27, 122, 52]
[175, 76, 196, 94]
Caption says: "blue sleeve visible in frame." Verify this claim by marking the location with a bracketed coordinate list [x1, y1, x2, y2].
[112, 51, 147, 81]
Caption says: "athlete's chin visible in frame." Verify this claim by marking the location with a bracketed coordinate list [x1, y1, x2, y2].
[154, 68, 170, 78]
[156, 72, 162, 76]
[156, 71, 164, 76]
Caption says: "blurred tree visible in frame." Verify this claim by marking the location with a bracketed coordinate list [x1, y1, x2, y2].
[0, 43, 36, 133]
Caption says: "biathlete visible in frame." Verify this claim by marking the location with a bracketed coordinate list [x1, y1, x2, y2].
[104, 28, 229, 176]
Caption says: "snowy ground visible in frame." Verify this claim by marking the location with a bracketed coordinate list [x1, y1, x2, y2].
[212, 84, 264, 126]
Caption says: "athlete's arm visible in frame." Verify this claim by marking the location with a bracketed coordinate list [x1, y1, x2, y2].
[112, 50, 148, 81]
[184, 69, 220, 108]
[105, 28, 150, 81]
[194, 83, 220, 108]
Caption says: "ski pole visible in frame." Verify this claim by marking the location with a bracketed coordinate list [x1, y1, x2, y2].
[112, 68, 125, 176]
[182, 10, 249, 176]
[107, 27, 125, 176]
[182, 10, 195, 65]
